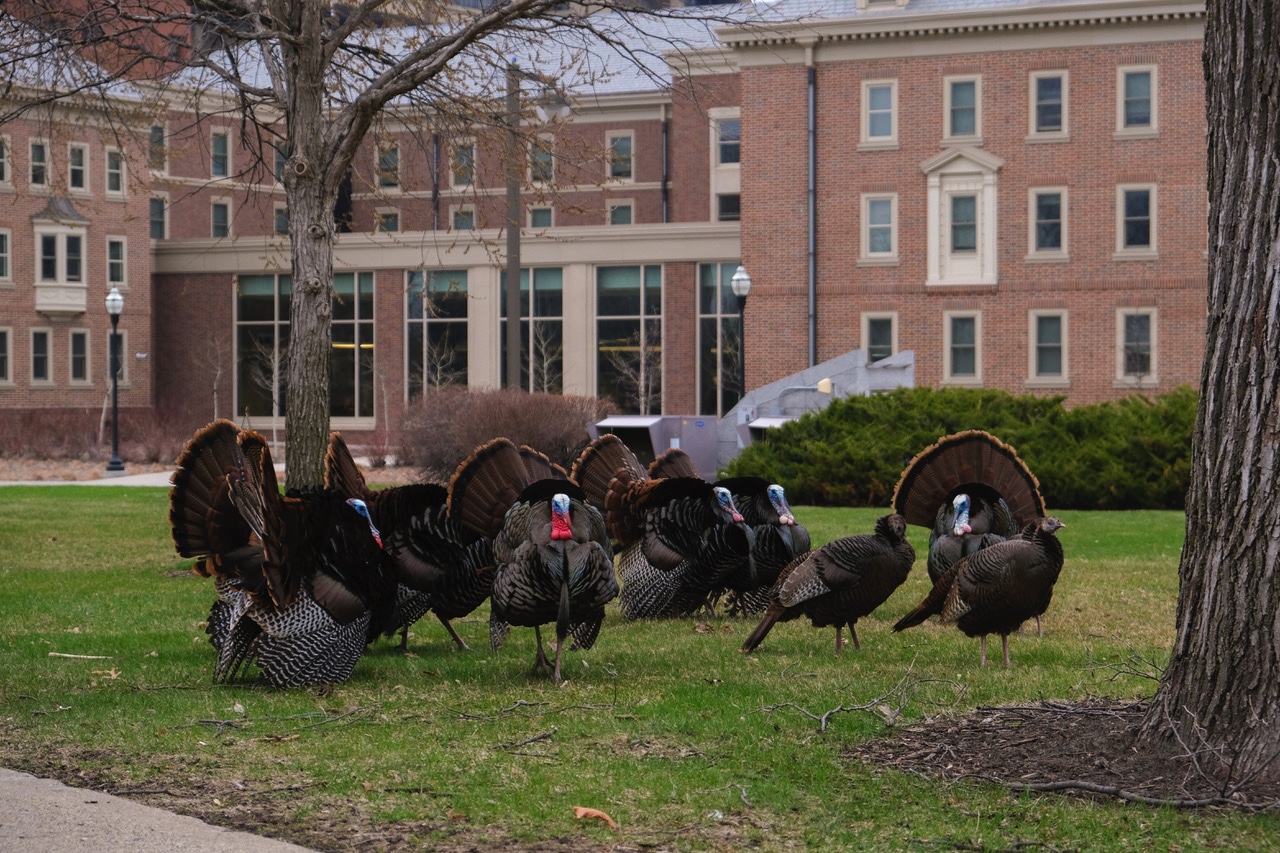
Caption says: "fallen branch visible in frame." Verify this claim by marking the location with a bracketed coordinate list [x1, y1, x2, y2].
[498, 727, 557, 750]
[48, 652, 114, 660]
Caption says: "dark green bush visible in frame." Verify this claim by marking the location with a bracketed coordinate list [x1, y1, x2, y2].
[723, 386, 1197, 511]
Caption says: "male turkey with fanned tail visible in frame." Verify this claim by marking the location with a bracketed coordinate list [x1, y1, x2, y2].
[741, 514, 914, 655]
[892, 516, 1066, 666]
[169, 420, 395, 688]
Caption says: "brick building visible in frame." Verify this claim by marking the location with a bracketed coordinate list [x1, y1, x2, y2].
[0, 0, 1207, 450]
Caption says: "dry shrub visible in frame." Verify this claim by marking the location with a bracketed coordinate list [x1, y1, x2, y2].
[0, 408, 103, 459]
[398, 389, 615, 480]
[120, 410, 190, 464]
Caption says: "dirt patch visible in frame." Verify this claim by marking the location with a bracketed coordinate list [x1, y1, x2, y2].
[0, 456, 426, 487]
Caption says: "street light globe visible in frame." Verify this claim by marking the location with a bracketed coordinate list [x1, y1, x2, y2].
[730, 265, 752, 299]
[106, 286, 124, 317]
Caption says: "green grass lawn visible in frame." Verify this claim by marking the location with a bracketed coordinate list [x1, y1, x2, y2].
[0, 487, 1275, 851]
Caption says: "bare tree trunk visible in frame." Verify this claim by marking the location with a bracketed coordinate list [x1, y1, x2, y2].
[1139, 0, 1280, 783]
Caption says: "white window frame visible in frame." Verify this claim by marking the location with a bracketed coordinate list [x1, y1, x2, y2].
[1028, 310, 1069, 386]
[607, 131, 634, 182]
[1027, 187, 1068, 261]
[943, 75, 982, 144]
[211, 198, 232, 238]
[529, 135, 554, 186]
[105, 147, 125, 196]
[608, 200, 634, 225]
[1116, 307, 1158, 386]
[529, 206, 553, 228]
[862, 312, 898, 364]
[942, 311, 982, 385]
[0, 326, 11, 384]
[69, 328, 91, 385]
[31, 327, 52, 384]
[150, 195, 168, 240]
[860, 79, 898, 149]
[451, 204, 476, 231]
[1117, 65, 1158, 138]
[29, 138, 49, 189]
[35, 225, 86, 286]
[374, 208, 400, 233]
[860, 193, 898, 263]
[709, 107, 741, 222]
[0, 135, 10, 186]
[68, 142, 89, 192]
[0, 228, 10, 285]
[1028, 70, 1069, 140]
[923, 147, 1002, 286]
[1115, 183, 1158, 259]
[211, 129, 230, 178]
[106, 236, 127, 289]
[450, 139, 474, 189]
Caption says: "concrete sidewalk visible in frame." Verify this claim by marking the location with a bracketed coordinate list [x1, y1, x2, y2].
[0, 768, 315, 852]
[0, 470, 175, 487]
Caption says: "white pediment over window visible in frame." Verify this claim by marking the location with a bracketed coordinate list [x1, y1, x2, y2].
[921, 147, 1003, 286]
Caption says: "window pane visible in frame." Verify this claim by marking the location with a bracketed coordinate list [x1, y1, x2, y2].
[212, 134, 228, 176]
[40, 235, 56, 279]
[1036, 315, 1062, 375]
[33, 331, 49, 380]
[453, 143, 474, 186]
[951, 195, 977, 252]
[71, 332, 87, 381]
[609, 135, 632, 179]
[65, 235, 82, 281]
[1124, 72, 1152, 127]
[150, 198, 165, 239]
[1035, 76, 1063, 132]
[427, 270, 469, 319]
[330, 322, 356, 417]
[718, 119, 740, 164]
[1124, 314, 1151, 375]
[868, 198, 892, 254]
[530, 208, 552, 228]
[212, 203, 229, 237]
[237, 274, 277, 322]
[1035, 193, 1062, 250]
[378, 146, 399, 187]
[950, 317, 976, 376]
[532, 268, 563, 317]
[333, 272, 356, 321]
[950, 81, 976, 135]
[148, 126, 165, 170]
[531, 140, 553, 183]
[1124, 189, 1151, 247]
[609, 204, 632, 225]
[598, 266, 642, 316]
[717, 194, 741, 222]
[868, 318, 893, 362]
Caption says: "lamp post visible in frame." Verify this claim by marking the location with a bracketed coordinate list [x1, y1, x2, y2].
[503, 63, 569, 390]
[105, 286, 125, 474]
[730, 264, 752, 401]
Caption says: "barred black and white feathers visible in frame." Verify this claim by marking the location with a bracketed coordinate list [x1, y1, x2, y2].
[741, 514, 915, 655]
[169, 420, 395, 688]
[892, 516, 1066, 666]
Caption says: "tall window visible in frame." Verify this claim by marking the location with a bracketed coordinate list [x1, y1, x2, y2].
[862, 194, 897, 260]
[608, 133, 633, 181]
[501, 267, 563, 393]
[68, 144, 87, 191]
[698, 262, 744, 417]
[1118, 67, 1156, 132]
[0, 328, 9, 382]
[1117, 308, 1157, 383]
[236, 274, 291, 420]
[407, 269, 468, 397]
[716, 118, 741, 165]
[30, 140, 48, 187]
[0, 230, 9, 281]
[377, 145, 399, 188]
[331, 272, 375, 419]
[1031, 189, 1065, 254]
[211, 131, 229, 177]
[530, 137, 554, 184]
[70, 330, 89, 383]
[597, 265, 662, 414]
[31, 329, 50, 382]
[944, 312, 981, 384]
[863, 314, 896, 364]
[106, 149, 124, 194]
[451, 141, 474, 187]
[1118, 185, 1155, 253]
[0, 138, 8, 184]
[945, 77, 981, 139]
[951, 195, 977, 253]
[149, 197, 167, 239]
[211, 201, 231, 238]
[1030, 311, 1067, 381]
[148, 125, 166, 171]
[1031, 72, 1066, 135]
[862, 80, 897, 146]
[107, 238, 126, 287]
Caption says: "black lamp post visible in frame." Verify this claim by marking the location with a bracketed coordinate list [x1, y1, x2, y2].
[105, 286, 125, 474]
[730, 264, 752, 400]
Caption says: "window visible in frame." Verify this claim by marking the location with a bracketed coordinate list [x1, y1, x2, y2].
[863, 313, 897, 364]
[716, 118, 741, 165]
[107, 238, 126, 288]
[500, 267, 563, 393]
[698, 262, 745, 417]
[529, 137, 554, 184]
[0, 328, 9, 383]
[861, 80, 897, 147]
[608, 202, 633, 225]
[30, 140, 48, 187]
[106, 149, 124, 194]
[451, 206, 474, 230]
[407, 269, 468, 396]
[331, 272, 376, 420]
[1117, 308, 1157, 384]
[211, 200, 231, 238]
[945, 76, 981, 141]
[716, 194, 741, 222]
[1030, 72, 1067, 136]
[597, 265, 662, 415]
[0, 138, 8, 184]
[861, 194, 897, 261]
[709, 109, 741, 224]
[451, 141, 474, 188]
[1118, 66, 1157, 134]
[375, 209, 400, 233]
[529, 207, 553, 228]
[70, 330, 90, 384]
[274, 205, 289, 235]
[923, 147, 1002, 286]
[1029, 188, 1067, 257]
[36, 228, 84, 284]
[951, 195, 977, 253]
[1116, 184, 1156, 255]
[211, 131, 229, 177]
[608, 133, 633, 181]
[148, 125, 166, 171]
[274, 143, 289, 182]
[377, 144, 399, 188]
[68, 144, 88, 191]
[149, 197, 167, 239]
[0, 230, 9, 281]
[943, 312, 981, 384]
[31, 329, 51, 383]
[1029, 311, 1068, 383]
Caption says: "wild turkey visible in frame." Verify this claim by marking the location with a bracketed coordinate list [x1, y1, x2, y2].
[892, 430, 1046, 584]
[892, 516, 1066, 666]
[716, 477, 811, 616]
[449, 438, 616, 681]
[169, 420, 395, 687]
[324, 433, 491, 652]
[570, 435, 754, 619]
[740, 514, 915, 655]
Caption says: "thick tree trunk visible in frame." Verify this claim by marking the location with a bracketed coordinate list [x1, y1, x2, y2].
[1139, 0, 1280, 784]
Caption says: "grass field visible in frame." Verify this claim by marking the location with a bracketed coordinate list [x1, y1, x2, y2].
[0, 486, 1275, 851]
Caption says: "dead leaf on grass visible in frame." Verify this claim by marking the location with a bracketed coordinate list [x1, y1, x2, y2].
[572, 806, 618, 830]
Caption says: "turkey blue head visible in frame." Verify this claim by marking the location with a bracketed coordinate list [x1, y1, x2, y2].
[345, 497, 383, 548]
[951, 493, 972, 536]
[767, 483, 796, 526]
[550, 492, 573, 540]
[713, 486, 745, 523]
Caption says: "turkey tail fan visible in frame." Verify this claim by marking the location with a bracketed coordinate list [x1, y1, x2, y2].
[517, 444, 568, 484]
[648, 447, 701, 480]
[448, 438, 529, 538]
[324, 432, 370, 499]
[892, 430, 1045, 528]
[570, 434, 647, 511]
[169, 419, 250, 559]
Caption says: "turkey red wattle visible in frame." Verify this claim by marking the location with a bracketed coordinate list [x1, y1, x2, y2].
[550, 494, 573, 540]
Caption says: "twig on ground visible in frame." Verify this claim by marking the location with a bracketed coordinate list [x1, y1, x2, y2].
[498, 727, 557, 750]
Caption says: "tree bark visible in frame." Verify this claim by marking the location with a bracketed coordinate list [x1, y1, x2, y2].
[1139, 0, 1280, 784]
